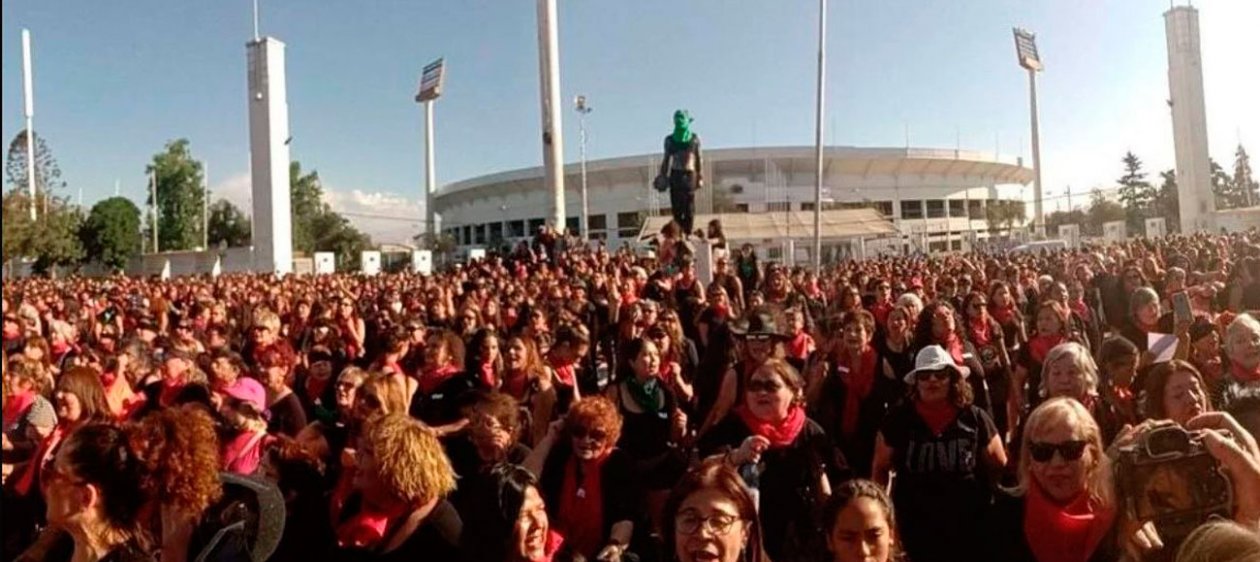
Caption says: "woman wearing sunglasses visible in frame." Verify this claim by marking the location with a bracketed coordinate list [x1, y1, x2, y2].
[983, 397, 1120, 562]
[698, 309, 788, 438]
[872, 345, 1006, 562]
[699, 358, 842, 562]
[524, 396, 635, 562]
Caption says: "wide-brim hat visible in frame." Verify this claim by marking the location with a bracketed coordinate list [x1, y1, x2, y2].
[730, 309, 787, 339]
[903, 345, 971, 385]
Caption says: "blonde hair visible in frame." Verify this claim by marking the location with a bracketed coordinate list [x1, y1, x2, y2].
[1225, 313, 1260, 357]
[361, 372, 410, 416]
[1016, 398, 1114, 510]
[252, 308, 281, 332]
[1039, 342, 1099, 399]
[362, 414, 456, 505]
[1174, 521, 1260, 562]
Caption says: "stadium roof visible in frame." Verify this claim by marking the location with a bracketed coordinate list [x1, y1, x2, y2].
[638, 208, 897, 242]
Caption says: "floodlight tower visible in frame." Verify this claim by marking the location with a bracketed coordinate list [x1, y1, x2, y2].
[416, 58, 446, 236]
[1013, 28, 1045, 236]
[575, 95, 592, 240]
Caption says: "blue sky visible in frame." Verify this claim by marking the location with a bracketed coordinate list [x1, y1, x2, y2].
[3, 1, 1256, 242]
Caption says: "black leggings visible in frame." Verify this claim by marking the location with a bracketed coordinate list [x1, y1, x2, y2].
[668, 170, 696, 234]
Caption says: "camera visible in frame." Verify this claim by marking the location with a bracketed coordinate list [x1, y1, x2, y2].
[1115, 421, 1233, 548]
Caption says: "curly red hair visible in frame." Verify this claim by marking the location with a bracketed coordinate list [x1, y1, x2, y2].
[564, 396, 623, 449]
[129, 405, 222, 517]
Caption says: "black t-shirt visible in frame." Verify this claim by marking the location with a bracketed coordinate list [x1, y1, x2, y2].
[268, 392, 308, 438]
[333, 499, 467, 562]
[698, 415, 847, 562]
[879, 402, 998, 562]
[409, 372, 478, 428]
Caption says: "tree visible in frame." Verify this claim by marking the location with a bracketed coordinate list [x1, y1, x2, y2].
[1208, 159, 1236, 210]
[80, 197, 142, 271]
[288, 160, 374, 267]
[207, 199, 252, 248]
[3, 131, 83, 273]
[147, 139, 206, 251]
[1231, 144, 1258, 208]
[1154, 169, 1180, 232]
[1045, 209, 1087, 233]
[1117, 151, 1156, 234]
[1085, 193, 1126, 237]
[984, 199, 1026, 235]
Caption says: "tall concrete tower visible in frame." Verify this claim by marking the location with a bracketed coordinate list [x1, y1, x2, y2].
[1164, 5, 1216, 232]
[247, 36, 294, 274]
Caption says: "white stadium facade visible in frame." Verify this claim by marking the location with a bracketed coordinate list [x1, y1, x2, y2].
[434, 146, 1034, 260]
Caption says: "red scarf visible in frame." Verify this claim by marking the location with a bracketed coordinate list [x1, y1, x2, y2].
[788, 332, 814, 361]
[838, 346, 878, 438]
[940, 332, 966, 365]
[418, 364, 460, 395]
[915, 400, 959, 435]
[333, 494, 410, 550]
[478, 362, 498, 389]
[17, 425, 64, 496]
[1229, 360, 1260, 383]
[969, 318, 993, 348]
[550, 357, 577, 388]
[1070, 299, 1093, 324]
[871, 301, 893, 327]
[557, 454, 607, 559]
[992, 304, 1017, 326]
[305, 376, 330, 405]
[159, 379, 186, 407]
[734, 404, 807, 448]
[501, 369, 530, 400]
[1025, 482, 1116, 562]
[1029, 334, 1065, 364]
[3, 390, 36, 428]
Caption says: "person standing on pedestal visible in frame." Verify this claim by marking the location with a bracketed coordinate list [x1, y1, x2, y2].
[656, 110, 704, 236]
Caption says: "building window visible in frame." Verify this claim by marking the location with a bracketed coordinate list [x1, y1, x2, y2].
[873, 201, 893, 217]
[735, 204, 749, 213]
[474, 225, 487, 245]
[528, 218, 545, 234]
[926, 200, 946, 218]
[488, 222, 503, 242]
[949, 200, 966, 217]
[968, 199, 983, 219]
[766, 201, 791, 212]
[617, 211, 642, 240]
[766, 247, 783, 260]
[462, 226, 472, 245]
[929, 240, 948, 253]
[508, 220, 525, 238]
[801, 202, 815, 211]
[588, 231, 607, 241]
[587, 214, 607, 231]
[901, 200, 923, 219]
[566, 216, 579, 233]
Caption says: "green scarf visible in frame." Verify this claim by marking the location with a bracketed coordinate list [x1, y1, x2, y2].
[625, 376, 665, 414]
[671, 110, 693, 146]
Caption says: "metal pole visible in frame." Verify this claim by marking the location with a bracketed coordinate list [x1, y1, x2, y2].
[424, 100, 436, 235]
[576, 98, 592, 241]
[536, 0, 566, 232]
[203, 160, 209, 249]
[151, 170, 159, 253]
[1028, 68, 1044, 236]
[812, 0, 826, 272]
[22, 30, 37, 221]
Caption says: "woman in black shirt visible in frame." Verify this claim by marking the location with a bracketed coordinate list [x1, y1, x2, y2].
[872, 345, 1006, 562]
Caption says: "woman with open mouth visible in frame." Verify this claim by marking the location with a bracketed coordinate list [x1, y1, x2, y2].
[662, 459, 768, 562]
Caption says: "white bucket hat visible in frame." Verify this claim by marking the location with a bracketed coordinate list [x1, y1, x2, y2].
[904, 345, 971, 384]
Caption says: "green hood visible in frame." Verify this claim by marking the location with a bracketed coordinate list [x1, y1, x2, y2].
[671, 110, 693, 145]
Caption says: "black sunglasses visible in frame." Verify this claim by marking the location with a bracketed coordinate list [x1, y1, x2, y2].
[570, 426, 608, 442]
[916, 369, 952, 382]
[746, 379, 783, 394]
[1028, 440, 1088, 463]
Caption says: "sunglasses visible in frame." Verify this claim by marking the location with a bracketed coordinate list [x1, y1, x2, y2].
[1028, 440, 1088, 463]
[746, 379, 783, 394]
[745, 334, 773, 342]
[916, 369, 952, 382]
[970, 301, 989, 309]
[570, 426, 608, 442]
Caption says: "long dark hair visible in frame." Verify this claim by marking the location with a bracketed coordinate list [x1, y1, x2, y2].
[663, 459, 769, 562]
[461, 463, 542, 562]
[912, 301, 961, 350]
[55, 366, 113, 425]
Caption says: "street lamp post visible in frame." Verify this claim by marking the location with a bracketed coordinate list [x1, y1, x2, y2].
[22, 29, 37, 221]
[575, 95, 592, 241]
[1013, 28, 1045, 237]
[416, 58, 446, 237]
[812, 0, 827, 272]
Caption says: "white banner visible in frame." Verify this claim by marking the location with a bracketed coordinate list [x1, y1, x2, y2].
[412, 250, 433, 275]
[314, 252, 336, 275]
[361, 251, 381, 275]
[1103, 221, 1126, 243]
[1145, 217, 1167, 238]
[1058, 224, 1081, 248]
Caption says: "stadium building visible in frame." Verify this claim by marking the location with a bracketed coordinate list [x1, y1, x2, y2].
[434, 146, 1033, 259]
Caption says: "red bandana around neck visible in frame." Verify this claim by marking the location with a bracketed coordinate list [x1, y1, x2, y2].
[914, 399, 959, 435]
[1070, 299, 1092, 324]
[419, 364, 460, 395]
[734, 404, 807, 448]
[1024, 482, 1116, 562]
[969, 318, 993, 348]
[557, 454, 608, 559]
[992, 304, 1017, 326]
[333, 494, 410, 550]
[478, 362, 498, 389]
[838, 346, 878, 438]
[1229, 360, 1260, 383]
[1029, 334, 1065, 364]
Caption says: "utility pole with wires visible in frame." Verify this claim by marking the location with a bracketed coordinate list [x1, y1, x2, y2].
[150, 169, 159, 253]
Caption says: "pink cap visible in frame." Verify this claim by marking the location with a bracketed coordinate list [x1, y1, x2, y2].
[223, 377, 267, 415]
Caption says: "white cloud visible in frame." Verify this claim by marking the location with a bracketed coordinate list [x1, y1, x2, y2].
[209, 172, 423, 245]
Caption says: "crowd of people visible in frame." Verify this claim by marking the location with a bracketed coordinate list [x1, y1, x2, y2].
[3, 224, 1260, 562]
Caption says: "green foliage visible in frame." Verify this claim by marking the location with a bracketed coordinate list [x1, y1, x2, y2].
[2, 191, 84, 274]
[288, 160, 373, 268]
[1116, 152, 1156, 234]
[5, 129, 65, 197]
[80, 197, 142, 270]
[1155, 169, 1180, 233]
[1085, 193, 1126, 237]
[414, 232, 458, 254]
[147, 139, 206, 251]
[984, 199, 1026, 234]
[207, 199, 252, 248]
[1045, 209, 1087, 234]
[1224, 144, 1258, 209]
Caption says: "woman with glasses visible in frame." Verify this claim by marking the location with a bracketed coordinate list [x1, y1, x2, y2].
[962, 290, 1014, 436]
[699, 358, 843, 562]
[296, 366, 366, 479]
[663, 459, 769, 562]
[524, 396, 636, 562]
[983, 398, 1120, 562]
[872, 345, 1006, 562]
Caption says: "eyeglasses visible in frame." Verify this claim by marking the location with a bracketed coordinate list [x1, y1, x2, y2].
[675, 509, 741, 536]
[916, 370, 952, 382]
[570, 426, 608, 442]
[746, 379, 783, 394]
[336, 381, 360, 391]
[970, 302, 988, 309]
[1028, 440, 1088, 463]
